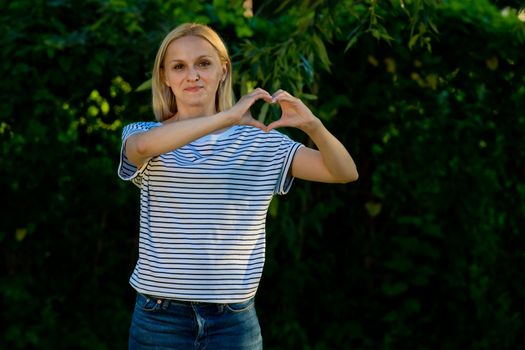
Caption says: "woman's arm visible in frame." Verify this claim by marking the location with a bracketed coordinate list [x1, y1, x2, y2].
[267, 90, 358, 184]
[291, 122, 358, 183]
[125, 88, 272, 168]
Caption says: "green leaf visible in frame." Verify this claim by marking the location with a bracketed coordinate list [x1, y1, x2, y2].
[311, 34, 331, 72]
[15, 228, 27, 242]
[135, 79, 152, 92]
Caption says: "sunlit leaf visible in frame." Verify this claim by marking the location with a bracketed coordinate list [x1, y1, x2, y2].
[15, 228, 26, 242]
[135, 79, 152, 92]
[311, 34, 331, 72]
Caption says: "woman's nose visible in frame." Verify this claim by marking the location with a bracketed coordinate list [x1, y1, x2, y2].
[187, 67, 200, 81]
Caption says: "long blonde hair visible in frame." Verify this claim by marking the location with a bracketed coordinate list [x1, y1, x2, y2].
[151, 23, 234, 121]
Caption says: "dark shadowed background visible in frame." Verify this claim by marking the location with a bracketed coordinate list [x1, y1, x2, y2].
[1, 0, 524, 349]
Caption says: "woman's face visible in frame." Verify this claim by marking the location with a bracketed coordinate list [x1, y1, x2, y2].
[163, 35, 227, 118]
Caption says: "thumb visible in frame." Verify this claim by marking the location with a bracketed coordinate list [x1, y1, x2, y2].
[266, 119, 286, 132]
[246, 118, 267, 131]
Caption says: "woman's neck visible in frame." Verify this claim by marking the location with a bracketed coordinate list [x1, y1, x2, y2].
[175, 105, 216, 121]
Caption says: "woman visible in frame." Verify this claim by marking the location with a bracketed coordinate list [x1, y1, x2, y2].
[118, 22, 358, 350]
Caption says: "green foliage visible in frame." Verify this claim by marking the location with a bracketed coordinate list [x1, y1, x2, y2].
[1, 0, 524, 349]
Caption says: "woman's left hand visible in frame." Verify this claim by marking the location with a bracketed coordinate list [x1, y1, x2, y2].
[266, 90, 321, 133]
[265, 89, 358, 184]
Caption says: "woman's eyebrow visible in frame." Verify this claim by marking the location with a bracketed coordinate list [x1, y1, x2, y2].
[168, 55, 213, 63]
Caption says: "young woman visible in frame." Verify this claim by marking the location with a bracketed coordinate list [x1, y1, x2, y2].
[118, 22, 357, 350]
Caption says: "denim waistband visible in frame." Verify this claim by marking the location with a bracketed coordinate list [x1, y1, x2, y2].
[138, 292, 252, 307]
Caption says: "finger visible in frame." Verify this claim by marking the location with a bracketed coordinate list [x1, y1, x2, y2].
[266, 119, 286, 131]
[243, 109, 252, 118]
[236, 90, 272, 115]
[272, 91, 297, 104]
[245, 118, 267, 131]
[247, 89, 273, 104]
[272, 89, 285, 96]
[249, 88, 271, 98]
[271, 90, 283, 102]
[271, 89, 292, 97]
[250, 87, 270, 94]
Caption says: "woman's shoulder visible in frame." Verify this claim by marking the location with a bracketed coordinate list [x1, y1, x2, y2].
[120, 121, 160, 140]
[124, 121, 160, 130]
[122, 121, 160, 133]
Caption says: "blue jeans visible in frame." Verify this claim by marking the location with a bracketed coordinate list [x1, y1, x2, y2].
[129, 293, 263, 350]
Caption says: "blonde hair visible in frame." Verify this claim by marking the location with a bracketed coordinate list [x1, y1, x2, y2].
[151, 23, 234, 121]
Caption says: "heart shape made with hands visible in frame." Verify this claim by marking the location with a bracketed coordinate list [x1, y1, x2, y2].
[244, 90, 316, 132]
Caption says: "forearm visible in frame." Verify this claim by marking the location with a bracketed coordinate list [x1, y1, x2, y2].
[127, 112, 234, 167]
[303, 119, 358, 182]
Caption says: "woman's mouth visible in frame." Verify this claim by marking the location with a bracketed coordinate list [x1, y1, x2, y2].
[185, 86, 203, 93]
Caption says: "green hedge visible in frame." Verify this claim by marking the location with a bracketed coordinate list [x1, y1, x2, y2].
[1, 0, 524, 349]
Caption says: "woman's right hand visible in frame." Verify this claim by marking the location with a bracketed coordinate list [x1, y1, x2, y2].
[226, 88, 273, 130]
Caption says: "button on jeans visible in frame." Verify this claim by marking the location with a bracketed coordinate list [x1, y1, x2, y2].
[129, 293, 263, 350]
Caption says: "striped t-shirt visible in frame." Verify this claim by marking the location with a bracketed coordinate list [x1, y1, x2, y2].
[118, 122, 303, 303]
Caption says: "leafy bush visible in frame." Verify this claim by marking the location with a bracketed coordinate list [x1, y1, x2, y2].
[1, 0, 524, 349]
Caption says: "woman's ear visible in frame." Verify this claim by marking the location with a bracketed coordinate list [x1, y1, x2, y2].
[221, 64, 228, 82]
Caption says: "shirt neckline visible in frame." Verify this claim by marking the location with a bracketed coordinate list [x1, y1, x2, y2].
[192, 125, 239, 144]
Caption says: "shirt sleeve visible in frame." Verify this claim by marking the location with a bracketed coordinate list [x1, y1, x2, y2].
[273, 131, 304, 195]
[117, 122, 157, 185]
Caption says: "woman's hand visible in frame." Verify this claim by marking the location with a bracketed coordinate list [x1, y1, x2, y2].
[266, 90, 321, 133]
[263, 89, 358, 183]
[226, 88, 273, 130]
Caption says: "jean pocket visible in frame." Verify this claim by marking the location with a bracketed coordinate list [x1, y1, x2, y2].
[136, 293, 161, 312]
[225, 298, 255, 313]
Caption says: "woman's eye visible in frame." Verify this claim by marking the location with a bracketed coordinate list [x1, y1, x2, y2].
[173, 64, 184, 70]
[198, 61, 211, 68]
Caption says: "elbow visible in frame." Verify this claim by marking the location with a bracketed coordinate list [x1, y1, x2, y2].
[132, 134, 150, 157]
[338, 158, 359, 184]
[349, 170, 359, 182]
[126, 134, 150, 167]
[135, 140, 149, 157]
[337, 167, 359, 184]
[341, 171, 359, 184]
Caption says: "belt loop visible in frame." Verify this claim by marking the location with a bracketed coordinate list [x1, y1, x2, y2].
[161, 298, 169, 310]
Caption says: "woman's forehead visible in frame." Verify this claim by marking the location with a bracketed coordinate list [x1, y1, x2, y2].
[165, 35, 219, 61]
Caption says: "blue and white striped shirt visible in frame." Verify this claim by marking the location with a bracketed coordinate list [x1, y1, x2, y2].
[118, 122, 303, 303]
